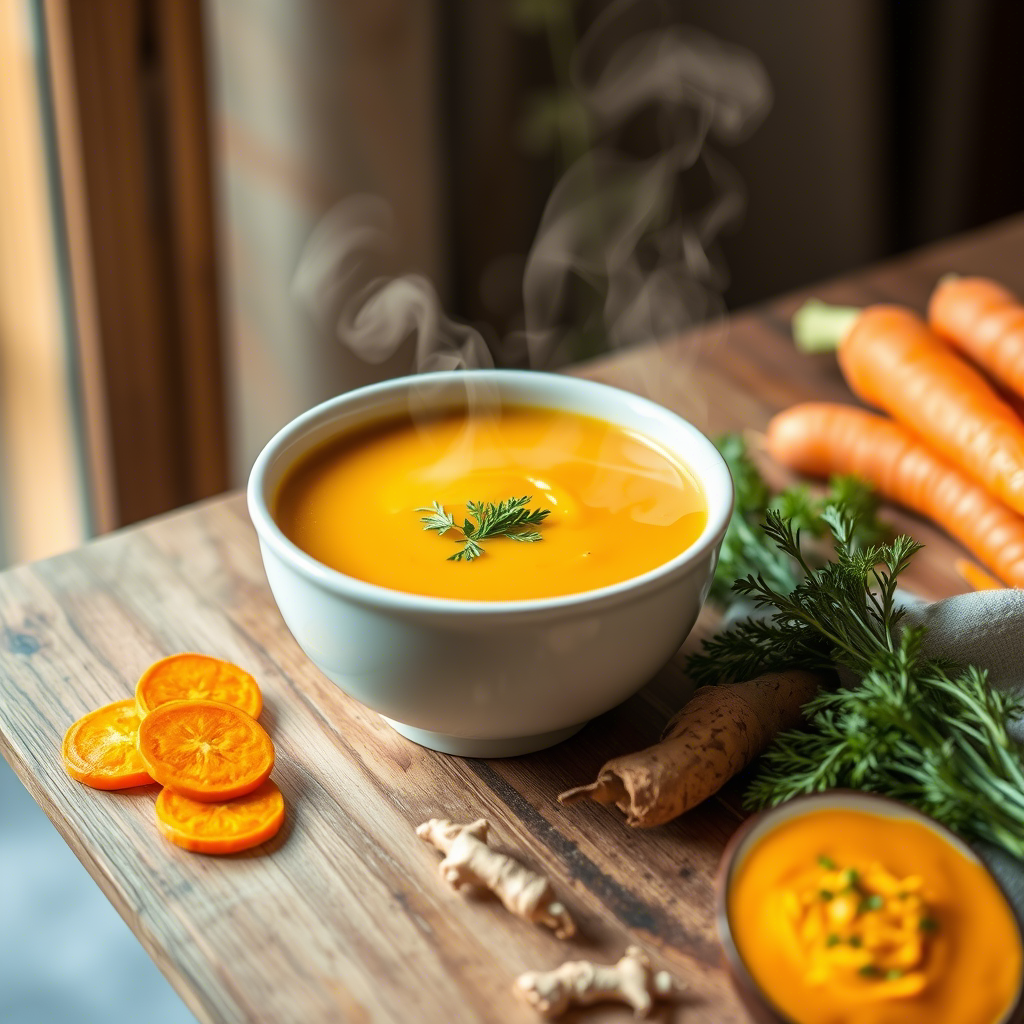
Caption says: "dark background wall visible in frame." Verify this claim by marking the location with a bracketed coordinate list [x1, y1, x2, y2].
[443, 0, 1024, 321]
[204, 0, 1024, 475]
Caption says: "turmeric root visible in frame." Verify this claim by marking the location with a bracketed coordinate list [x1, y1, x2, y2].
[515, 946, 684, 1019]
[558, 670, 820, 827]
[416, 818, 575, 938]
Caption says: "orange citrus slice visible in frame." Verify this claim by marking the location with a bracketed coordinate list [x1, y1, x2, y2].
[136, 699, 274, 802]
[136, 653, 262, 719]
[62, 699, 154, 790]
[155, 779, 285, 854]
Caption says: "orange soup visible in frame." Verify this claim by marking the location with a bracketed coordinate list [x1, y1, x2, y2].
[273, 406, 707, 601]
[728, 809, 1023, 1024]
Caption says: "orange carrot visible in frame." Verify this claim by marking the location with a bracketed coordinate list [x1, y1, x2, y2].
[954, 558, 1005, 592]
[766, 402, 1024, 588]
[793, 301, 1024, 517]
[929, 276, 1024, 400]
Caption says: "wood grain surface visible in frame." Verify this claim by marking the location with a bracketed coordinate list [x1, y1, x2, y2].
[3, 215, 1024, 1023]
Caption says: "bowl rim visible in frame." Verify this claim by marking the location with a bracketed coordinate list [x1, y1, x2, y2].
[246, 369, 734, 616]
[714, 789, 1024, 1024]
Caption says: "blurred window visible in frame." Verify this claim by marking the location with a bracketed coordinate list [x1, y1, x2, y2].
[0, 0, 84, 566]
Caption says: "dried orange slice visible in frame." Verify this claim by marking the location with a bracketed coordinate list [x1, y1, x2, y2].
[62, 699, 154, 790]
[136, 653, 262, 719]
[155, 779, 285, 854]
[136, 699, 274, 802]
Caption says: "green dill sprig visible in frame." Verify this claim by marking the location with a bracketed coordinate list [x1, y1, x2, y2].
[417, 502, 456, 535]
[416, 495, 551, 562]
[690, 502, 1024, 859]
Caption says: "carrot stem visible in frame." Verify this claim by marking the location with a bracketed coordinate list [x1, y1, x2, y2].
[793, 300, 861, 354]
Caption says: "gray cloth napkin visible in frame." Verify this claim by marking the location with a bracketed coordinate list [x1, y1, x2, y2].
[900, 590, 1024, 916]
[902, 589, 1024, 739]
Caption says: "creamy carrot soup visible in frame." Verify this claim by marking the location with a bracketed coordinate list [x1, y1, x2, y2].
[273, 406, 707, 601]
[728, 809, 1023, 1024]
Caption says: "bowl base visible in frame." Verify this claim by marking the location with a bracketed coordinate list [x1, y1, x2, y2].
[381, 718, 586, 758]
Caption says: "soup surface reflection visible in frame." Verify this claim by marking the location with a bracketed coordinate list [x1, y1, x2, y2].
[274, 406, 708, 601]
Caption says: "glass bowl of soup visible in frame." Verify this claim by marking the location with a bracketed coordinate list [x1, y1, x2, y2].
[716, 791, 1024, 1024]
[247, 370, 732, 756]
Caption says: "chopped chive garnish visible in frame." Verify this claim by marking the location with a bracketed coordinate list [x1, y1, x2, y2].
[820, 889, 834, 901]
[842, 868, 860, 887]
[859, 965, 881, 977]
[818, 855, 837, 870]
[848, 935, 862, 948]
[885, 969, 904, 980]
[825, 934, 842, 947]
[920, 917, 939, 932]
[860, 894, 884, 912]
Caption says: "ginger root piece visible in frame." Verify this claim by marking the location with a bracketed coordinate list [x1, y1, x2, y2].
[416, 818, 575, 938]
[515, 946, 684, 1019]
[559, 671, 820, 827]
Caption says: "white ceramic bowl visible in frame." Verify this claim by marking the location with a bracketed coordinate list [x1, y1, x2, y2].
[247, 370, 733, 757]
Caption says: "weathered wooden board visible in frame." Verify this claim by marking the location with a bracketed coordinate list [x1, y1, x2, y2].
[2, 215, 1024, 1023]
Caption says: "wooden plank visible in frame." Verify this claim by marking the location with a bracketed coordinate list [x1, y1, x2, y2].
[0, 503, 741, 1024]
[3, 216, 1024, 1021]
[154, 0, 229, 500]
[43, 0, 229, 528]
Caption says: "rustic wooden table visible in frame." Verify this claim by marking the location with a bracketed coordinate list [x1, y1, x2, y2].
[3, 215, 1024, 1024]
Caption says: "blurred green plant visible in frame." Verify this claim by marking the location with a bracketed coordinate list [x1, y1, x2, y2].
[508, 0, 591, 170]
[509, 0, 605, 362]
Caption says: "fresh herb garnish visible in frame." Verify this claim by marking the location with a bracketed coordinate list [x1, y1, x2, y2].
[689, 502, 1024, 859]
[710, 433, 883, 604]
[417, 496, 551, 562]
[818, 854, 837, 870]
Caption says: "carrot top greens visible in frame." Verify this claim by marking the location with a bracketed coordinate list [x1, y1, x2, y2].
[691, 496, 1024, 860]
[710, 433, 883, 604]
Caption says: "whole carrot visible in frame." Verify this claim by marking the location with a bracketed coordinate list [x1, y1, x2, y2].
[766, 402, 1024, 587]
[794, 301, 1024, 517]
[955, 558, 1005, 592]
[929, 276, 1024, 399]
